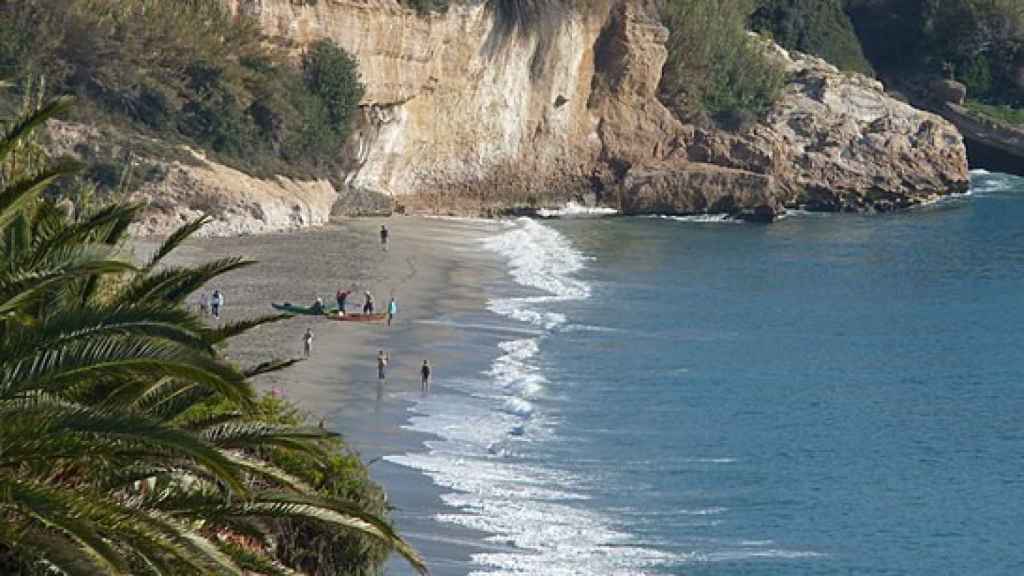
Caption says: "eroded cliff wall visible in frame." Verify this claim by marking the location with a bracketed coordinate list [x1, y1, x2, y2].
[232, 0, 609, 209]
[228, 0, 967, 220]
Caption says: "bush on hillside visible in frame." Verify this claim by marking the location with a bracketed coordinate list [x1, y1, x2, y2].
[0, 0, 366, 185]
[303, 40, 365, 142]
[846, 0, 1024, 107]
[659, 0, 787, 128]
[751, 0, 874, 75]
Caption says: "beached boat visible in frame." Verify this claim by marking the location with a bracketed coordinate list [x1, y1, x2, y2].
[324, 312, 387, 322]
[271, 302, 337, 315]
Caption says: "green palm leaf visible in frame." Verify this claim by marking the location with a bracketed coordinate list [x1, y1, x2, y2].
[146, 215, 212, 270]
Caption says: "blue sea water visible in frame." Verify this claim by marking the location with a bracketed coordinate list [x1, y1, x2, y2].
[389, 170, 1024, 575]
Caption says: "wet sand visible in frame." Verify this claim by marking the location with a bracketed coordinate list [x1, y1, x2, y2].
[136, 216, 512, 575]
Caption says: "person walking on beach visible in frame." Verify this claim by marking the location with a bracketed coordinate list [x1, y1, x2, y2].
[199, 292, 209, 316]
[303, 328, 314, 357]
[380, 225, 389, 252]
[377, 350, 389, 381]
[363, 291, 375, 315]
[211, 290, 224, 319]
[336, 288, 350, 315]
[421, 360, 431, 392]
[387, 297, 398, 327]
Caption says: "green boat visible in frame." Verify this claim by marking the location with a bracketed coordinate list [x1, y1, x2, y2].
[271, 302, 338, 315]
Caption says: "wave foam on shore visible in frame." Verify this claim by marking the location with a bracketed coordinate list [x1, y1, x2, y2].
[388, 218, 679, 575]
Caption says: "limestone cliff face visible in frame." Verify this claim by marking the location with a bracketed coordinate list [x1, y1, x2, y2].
[228, 0, 967, 220]
[232, 0, 608, 210]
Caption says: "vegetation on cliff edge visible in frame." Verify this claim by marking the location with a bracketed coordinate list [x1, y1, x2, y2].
[0, 0, 365, 193]
[659, 0, 788, 129]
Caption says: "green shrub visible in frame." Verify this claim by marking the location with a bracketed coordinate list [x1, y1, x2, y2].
[845, 0, 1024, 105]
[303, 40, 366, 141]
[403, 0, 450, 13]
[659, 0, 787, 127]
[183, 393, 391, 575]
[0, 0, 366, 184]
[751, 0, 874, 75]
[965, 99, 1024, 125]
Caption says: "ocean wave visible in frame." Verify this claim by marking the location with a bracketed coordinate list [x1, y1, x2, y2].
[969, 171, 1021, 195]
[392, 218, 688, 575]
[648, 213, 742, 224]
[536, 202, 619, 219]
[483, 218, 590, 309]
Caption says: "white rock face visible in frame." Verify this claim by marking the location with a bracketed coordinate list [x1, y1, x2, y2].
[130, 149, 338, 238]
[230, 0, 608, 203]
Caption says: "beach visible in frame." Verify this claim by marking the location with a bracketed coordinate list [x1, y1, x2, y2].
[136, 216, 515, 575]
[132, 172, 1024, 576]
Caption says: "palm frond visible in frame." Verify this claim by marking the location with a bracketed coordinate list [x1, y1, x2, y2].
[244, 358, 303, 379]
[202, 313, 291, 345]
[0, 160, 82, 231]
[0, 95, 75, 162]
[119, 257, 254, 305]
[1, 478, 131, 575]
[146, 215, 212, 270]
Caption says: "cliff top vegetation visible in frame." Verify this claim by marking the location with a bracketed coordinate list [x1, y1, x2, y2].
[0, 0, 365, 195]
[755, 0, 1024, 115]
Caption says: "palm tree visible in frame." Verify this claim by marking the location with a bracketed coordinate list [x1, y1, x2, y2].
[0, 98, 427, 575]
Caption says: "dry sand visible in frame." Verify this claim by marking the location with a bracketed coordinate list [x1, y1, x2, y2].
[136, 216, 513, 575]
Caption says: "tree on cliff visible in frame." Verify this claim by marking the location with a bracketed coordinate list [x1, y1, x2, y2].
[751, 0, 873, 75]
[0, 100, 425, 575]
[659, 0, 787, 128]
[303, 40, 366, 143]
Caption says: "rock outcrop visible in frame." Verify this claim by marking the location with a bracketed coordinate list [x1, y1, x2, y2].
[226, 0, 966, 221]
[59, 0, 968, 234]
[47, 122, 338, 237]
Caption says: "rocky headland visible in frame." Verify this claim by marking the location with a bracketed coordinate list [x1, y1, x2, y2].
[61, 0, 971, 234]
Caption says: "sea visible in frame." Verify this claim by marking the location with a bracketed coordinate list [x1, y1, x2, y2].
[385, 170, 1024, 576]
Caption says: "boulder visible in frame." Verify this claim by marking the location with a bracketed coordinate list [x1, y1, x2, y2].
[929, 79, 968, 105]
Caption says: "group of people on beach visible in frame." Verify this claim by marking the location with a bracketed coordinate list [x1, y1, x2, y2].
[298, 223, 432, 392]
[324, 289, 397, 323]
[377, 351, 431, 392]
[198, 289, 224, 319]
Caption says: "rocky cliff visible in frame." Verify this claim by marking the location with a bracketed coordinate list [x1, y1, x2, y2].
[225, 0, 967, 222]
[89, 0, 968, 234]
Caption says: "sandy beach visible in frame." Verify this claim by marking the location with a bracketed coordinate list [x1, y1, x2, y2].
[137, 216, 515, 575]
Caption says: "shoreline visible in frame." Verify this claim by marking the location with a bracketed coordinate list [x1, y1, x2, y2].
[136, 216, 514, 575]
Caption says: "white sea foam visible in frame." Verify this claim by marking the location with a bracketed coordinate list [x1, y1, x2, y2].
[969, 169, 992, 175]
[648, 213, 742, 224]
[536, 202, 619, 218]
[969, 171, 1021, 195]
[387, 217, 816, 574]
[385, 218, 693, 574]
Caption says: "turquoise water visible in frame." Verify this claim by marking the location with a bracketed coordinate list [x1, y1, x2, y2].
[391, 171, 1024, 575]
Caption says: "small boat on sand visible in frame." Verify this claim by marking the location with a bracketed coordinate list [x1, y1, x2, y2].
[324, 312, 387, 323]
[271, 302, 337, 315]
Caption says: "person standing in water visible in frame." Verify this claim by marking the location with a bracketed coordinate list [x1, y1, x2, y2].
[387, 297, 398, 327]
[363, 291, 375, 315]
[380, 225, 389, 252]
[420, 360, 431, 392]
[210, 290, 224, 319]
[377, 350, 388, 381]
[303, 328, 314, 357]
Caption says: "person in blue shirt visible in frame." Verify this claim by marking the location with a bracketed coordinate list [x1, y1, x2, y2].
[387, 297, 398, 327]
